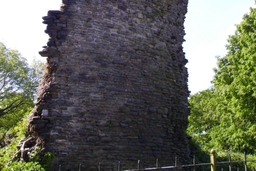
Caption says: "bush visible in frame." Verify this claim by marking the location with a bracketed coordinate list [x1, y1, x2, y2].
[0, 113, 53, 170]
[2, 161, 45, 171]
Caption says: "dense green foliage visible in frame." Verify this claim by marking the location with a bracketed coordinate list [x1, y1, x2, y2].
[0, 42, 47, 170]
[0, 116, 54, 170]
[188, 7, 256, 155]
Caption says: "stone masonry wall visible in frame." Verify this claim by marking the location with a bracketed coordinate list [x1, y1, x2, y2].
[26, 0, 190, 170]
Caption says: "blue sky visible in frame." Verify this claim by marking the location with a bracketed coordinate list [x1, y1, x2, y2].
[0, 0, 255, 94]
[184, 0, 255, 94]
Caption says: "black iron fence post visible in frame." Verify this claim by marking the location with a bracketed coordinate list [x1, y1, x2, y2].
[79, 163, 81, 171]
[193, 155, 196, 171]
[228, 153, 232, 171]
[244, 152, 248, 171]
[118, 161, 121, 171]
[175, 156, 178, 171]
[137, 160, 140, 170]
[156, 158, 159, 169]
[98, 162, 101, 171]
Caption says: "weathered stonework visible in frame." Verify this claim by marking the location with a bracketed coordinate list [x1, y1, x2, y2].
[24, 0, 190, 170]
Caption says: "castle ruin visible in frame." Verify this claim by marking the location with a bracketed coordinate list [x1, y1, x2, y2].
[24, 0, 190, 170]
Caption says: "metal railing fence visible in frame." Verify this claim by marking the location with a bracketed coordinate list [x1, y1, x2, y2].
[57, 150, 256, 171]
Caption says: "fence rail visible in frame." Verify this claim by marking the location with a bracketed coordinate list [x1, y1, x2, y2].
[57, 150, 256, 171]
[121, 150, 255, 171]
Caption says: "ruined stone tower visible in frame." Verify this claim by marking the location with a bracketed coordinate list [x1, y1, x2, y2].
[27, 0, 190, 170]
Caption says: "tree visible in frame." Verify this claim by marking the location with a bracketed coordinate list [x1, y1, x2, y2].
[212, 7, 256, 153]
[188, 89, 221, 150]
[188, 8, 256, 154]
[0, 42, 44, 129]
